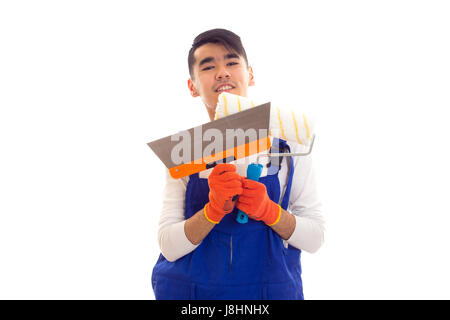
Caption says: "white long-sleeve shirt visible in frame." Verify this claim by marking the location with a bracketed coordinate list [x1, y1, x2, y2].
[157, 140, 325, 262]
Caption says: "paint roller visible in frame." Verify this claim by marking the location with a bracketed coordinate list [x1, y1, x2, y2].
[214, 92, 316, 224]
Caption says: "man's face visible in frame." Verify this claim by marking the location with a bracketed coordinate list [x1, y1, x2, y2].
[188, 43, 255, 113]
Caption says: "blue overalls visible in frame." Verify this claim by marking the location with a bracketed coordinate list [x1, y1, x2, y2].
[151, 139, 303, 300]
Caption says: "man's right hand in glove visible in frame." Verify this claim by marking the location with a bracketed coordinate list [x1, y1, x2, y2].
[204, 163, 244, 224]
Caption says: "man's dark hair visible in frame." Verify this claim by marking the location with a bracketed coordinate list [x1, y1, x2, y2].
[188, 28, 249, 79]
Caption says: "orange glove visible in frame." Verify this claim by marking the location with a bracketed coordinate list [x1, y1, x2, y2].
[205, 163, 244, 224]
[236, 179, 281, 226]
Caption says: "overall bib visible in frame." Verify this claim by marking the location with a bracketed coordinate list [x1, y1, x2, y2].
[152, 139, 303, 300]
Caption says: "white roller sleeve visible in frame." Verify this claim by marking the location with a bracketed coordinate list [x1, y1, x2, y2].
[214, 92, 314, 146]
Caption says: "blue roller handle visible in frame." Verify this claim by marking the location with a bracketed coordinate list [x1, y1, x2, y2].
[236, 163, 263, 224]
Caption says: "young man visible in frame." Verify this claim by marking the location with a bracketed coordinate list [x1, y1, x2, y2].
[151, 28, 324, 300]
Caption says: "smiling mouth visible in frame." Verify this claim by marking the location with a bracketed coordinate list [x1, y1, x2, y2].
[215, 85, 235, 93]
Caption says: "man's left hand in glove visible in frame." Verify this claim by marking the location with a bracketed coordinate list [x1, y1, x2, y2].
[235, 179, 282, 226]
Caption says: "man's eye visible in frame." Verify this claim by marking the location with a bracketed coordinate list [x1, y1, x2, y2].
[228, 62, 238, 66]
[202, 66, 214, 71]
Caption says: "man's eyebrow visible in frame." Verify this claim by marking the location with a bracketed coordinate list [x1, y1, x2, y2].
[224, 53, 240, 60]
[199, 57, 214, 67]
[198, 53, 240, 67]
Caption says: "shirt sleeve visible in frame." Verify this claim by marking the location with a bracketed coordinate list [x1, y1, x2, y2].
[285, 144, 325, 253]
[157, 168, 199, 262]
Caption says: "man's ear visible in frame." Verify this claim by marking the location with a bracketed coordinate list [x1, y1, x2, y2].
[188, 78, 200, 97]
[248, 66, 255, 87]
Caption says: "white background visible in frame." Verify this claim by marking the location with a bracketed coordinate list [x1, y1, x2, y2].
[1, 0, 449, 299]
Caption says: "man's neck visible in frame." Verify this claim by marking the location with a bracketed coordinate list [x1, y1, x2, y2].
[206, 106, 215, 122]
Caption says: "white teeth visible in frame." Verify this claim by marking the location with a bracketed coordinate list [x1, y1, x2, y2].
[216, 86, 233, 92]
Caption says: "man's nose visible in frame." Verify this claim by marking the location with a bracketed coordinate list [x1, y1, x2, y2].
[215, 65, 231, 80]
